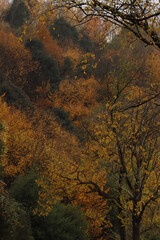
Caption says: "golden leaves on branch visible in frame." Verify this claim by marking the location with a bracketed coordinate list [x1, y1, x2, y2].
[31, 108, 109, 238]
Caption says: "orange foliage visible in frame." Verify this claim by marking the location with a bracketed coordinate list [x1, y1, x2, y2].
[0, 97, 36, 177]
[0, 26, 38, 87]
[52, 78, 101, 123]
[63, 47, 82, 70]
[33, 23, 63, 65]
[82, 17, 108, 43]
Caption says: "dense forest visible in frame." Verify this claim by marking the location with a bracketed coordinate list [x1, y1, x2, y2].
[0, 1, 160, 240]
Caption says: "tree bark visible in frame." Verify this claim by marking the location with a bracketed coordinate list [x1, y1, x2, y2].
[119, 218, 126, 240]
[117, 168, 126, 240]
[132, 217, 140, 240]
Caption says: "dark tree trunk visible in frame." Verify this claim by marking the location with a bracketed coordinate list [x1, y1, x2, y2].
[119, 219, 126, 240]
[132, 216, 140, 240]
[117, 169, 126, 240]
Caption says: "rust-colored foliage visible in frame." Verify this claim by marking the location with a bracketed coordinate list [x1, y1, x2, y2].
[0, 25, 38, 87]
[63, 47, 82, 70]
[0, 97, 36, 178]
[82, 17, 109, 44]
[32, 23, 63, 65]
[52, 77, 102, 124]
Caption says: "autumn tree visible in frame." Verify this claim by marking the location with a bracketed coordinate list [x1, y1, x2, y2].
[29, 23, 63, 65]
[0, 25, 38, 95]
[81, 70, 160, 240]
[30, 108, 109, 239]
[0, 100, 35, 240]
[37, 53, 160, 239]
[0, 98, 36, 182]
[23, 44, 160, 240]
[52, 77, 101, 123]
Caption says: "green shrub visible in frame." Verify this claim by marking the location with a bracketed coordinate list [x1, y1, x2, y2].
[9, 169, 39, 211]
[32, 204, 89, 240]
[0, 81, 33, 110]
[6, 0, 30, 29]
[79, 33, 96, 52]
[50, 17, 79, 45]
[61, 57, 73, 78]
[26, 38, 60, 88]
[0, 195, 34, 240]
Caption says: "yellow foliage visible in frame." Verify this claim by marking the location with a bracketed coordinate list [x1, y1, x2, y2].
[32, 109, 109, 238]
[85, 89, 160, 232]
[0, 97, 36, 177]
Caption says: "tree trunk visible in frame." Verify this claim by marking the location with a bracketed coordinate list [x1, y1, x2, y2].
[132, 217, 140, 240]
[119, 219, 126, 240]
[117, 170, 126, 240]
